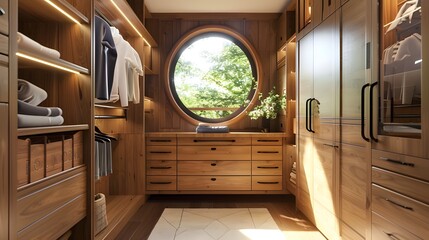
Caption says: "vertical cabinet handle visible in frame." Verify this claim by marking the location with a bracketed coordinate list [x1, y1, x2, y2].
[0, 8, 5, 16]
[361, 83, 370, 141]
[305, 98, 311, 132]
[309, 98, 320, 133]
[369, 82, 378, 142]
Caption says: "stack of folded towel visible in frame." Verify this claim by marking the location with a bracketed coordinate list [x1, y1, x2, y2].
[290, 161, 297, 185]
[196, 123, 230, 133]
[17, 79, 64, 128]
[17, 32, 61, 58]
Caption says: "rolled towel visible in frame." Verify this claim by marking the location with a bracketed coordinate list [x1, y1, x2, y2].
[196, 125, 229, 133]
[18, 79, 48, 106]
[18, 100, 62, 116]
[17, 32, 61, 58]
[290, 171, 296, 180]
[18, 114, 64, 128]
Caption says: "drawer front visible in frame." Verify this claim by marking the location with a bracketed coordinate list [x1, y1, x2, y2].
[372, 184, 429, 239]
[146, 146, 176, 161]
[372, 212, 421, 240]
[146, 136, 176, 146]
[178, 137, 251, 146]
[372, 149, 429, 182]
[372, 167, 429, 204]
[178, 161, 250, 175]
[0, 60, 8, 103]
[252, 176, 283, 190]
[252, 146, 282, 160]
[251, 137, 282, 146]
[17, 170, 86, 231]
[147, 176, 176, 190]
[0, 34, 7, 55]
[252, 161, 282, 175]
[178, 176, 251, 190]
[147, 161, 176, 176]
[0, 0, 7, 35]
[178, 146, 251, 161]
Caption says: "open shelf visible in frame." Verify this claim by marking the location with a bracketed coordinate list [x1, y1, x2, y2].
[19, 0, 89, 24]
[95, 0, 157, 47]
[17, 50, 89, 74]
[17, 124, 89, 136]
[95, 195, 145, 240]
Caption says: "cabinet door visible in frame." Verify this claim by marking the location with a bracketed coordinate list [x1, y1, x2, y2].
[298, 32, 314, 137]
[314, 13, 339, 122]
[297, 135, 313, 196]
[0, 103, 8, 240]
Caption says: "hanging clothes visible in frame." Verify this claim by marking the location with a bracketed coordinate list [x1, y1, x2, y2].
[386, 0, 421, 33]
[94, 16, 118, 100]
[94, 127, 117, 180]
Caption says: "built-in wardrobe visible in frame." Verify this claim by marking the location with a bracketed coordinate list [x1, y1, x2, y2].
[296, 0, 429, 239]
[2, 0, 157, 239]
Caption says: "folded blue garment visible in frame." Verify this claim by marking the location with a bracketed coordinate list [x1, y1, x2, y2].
[196, 125, 229, 133]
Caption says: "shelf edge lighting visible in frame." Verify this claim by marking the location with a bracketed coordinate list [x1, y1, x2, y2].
[110, 0, 152, 47]
[44, 0, 81, 25]
[17, 52, 80, 74]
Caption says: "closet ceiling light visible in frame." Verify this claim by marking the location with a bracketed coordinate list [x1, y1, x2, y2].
[17, 52, 80, 74]
[44, 0, 81, 25]
[110, 0, 151, 47]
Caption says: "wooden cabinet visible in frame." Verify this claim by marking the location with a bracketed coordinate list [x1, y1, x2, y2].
[146, 133, 287, 193]
[0, 104, 8, 240]
[0, 0, 8, 35]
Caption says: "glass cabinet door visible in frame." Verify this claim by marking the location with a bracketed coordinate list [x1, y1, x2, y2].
[379, 0, 422, 137]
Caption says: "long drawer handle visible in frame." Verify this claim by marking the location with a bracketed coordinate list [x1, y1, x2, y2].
[150, 151, 172, 154]
[211, 178, 217, 181]
[210, 163, 217, 166]
[257, 151, 279, 154]
[150, 181, 172, 184]
[379, 157, 415, 167]
[257, 181, 279, 184]
[150, 167, 172, 169]
[384, 232, 401, 240]
[194, 140, 236, 142]
[323, 144, 339, 148]
[0, 8, 5, 16]
[385, 198, 414, 211]
[150, 139, 172, 142]
[257, 139, 279, 142]
[257, 166, 279, 169]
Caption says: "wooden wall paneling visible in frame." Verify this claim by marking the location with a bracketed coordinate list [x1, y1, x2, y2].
[0, 103, 8, 240]
[58, 23, 91, 69]
[95, 176, 110, 197]
[17, 22, 60, 54]
[0, 55, 8, 103]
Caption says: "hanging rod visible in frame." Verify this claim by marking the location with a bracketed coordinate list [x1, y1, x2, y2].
[95, 104, 128, 109]
[95, 115, 126, 119]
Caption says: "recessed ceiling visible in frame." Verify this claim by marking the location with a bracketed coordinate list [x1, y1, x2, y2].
[145, 0, 290, 13]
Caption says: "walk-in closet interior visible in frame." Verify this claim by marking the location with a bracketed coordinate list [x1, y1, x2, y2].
[0, 0, 427, 239]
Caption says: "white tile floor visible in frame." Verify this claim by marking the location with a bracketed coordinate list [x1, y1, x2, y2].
[148, 208, 286, 240]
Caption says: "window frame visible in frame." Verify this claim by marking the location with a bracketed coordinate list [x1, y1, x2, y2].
[164, 25, 263, 125]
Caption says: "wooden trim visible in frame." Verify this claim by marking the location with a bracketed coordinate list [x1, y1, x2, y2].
[152, 13, 280, 20]
[19, 0, 89, 23]
[163, 25, 264, 126]
[17, 124, 89, 136]
[145, 190, 289, 194]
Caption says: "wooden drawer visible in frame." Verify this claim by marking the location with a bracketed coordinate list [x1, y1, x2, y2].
[178, 176, 251, 190]
[147, 161, 176, 176]
[372, 212, 421, 240]
[46, 136, 63, 177]
[372, 167, 429, 204]
[0, 59, 8, 103]
[146, 176, 176, 190]
[178, 161, 250, 175]
[252, 176, 282, 190]
[146, 145, 176, 161]
[372, 149, 429, 182]
[178, 146, 251, 161]
[17, 139, 30, 187]
[0, 0, 7, 35]
[146, 136, 176, 146]
[251, 137, 282, 146]
[0, 34, 7, 55]
[17, 168, 86, 232]
[372, 184, 429, 239]
[178, 137, 251, 146]
[252, 146, 282, 160]
[252, 161, 282, 175]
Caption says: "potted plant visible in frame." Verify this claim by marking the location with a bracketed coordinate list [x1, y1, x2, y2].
[245, 87, 286, 131]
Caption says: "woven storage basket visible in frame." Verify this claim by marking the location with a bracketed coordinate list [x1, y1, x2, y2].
[94, 193, 108, 234]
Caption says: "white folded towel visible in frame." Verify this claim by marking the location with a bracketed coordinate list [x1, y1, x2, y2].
[18, 114, 64, 128]
[17, 32, 61, 58]
[18, 79, 48, 106]
[290, 171, 296, 179]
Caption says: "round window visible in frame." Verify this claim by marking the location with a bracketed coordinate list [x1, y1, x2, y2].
[165, 26, 262, 125]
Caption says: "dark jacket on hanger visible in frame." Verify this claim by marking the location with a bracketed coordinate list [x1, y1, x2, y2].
[94, 16, 117, 100]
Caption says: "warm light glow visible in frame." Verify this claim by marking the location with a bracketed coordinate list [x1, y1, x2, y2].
[415, 59, 422, 64]
[17, 52, 80, 74]
[44, 0, 81, 24]
[239, 229, 284, 240]
[110, 0, 151, 47]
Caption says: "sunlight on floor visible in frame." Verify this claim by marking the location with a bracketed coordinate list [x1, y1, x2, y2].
[239, 229, 285, 240]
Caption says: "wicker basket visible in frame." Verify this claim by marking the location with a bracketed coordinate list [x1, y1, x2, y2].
[94, 193, 108, 235]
